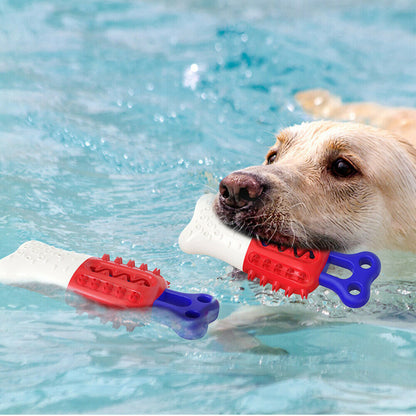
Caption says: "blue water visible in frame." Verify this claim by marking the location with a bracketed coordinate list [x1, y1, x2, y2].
[1, 0, 416, 413]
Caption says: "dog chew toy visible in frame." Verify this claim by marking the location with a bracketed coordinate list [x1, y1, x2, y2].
[0, 241, 219, 339]
[179, 194, 381, 308]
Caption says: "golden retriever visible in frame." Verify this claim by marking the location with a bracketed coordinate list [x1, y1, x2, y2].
[215, 90, 416, 254]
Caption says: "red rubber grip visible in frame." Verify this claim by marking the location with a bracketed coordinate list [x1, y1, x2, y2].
[242, 240, 330, 298]
[68, 255, 168, 308]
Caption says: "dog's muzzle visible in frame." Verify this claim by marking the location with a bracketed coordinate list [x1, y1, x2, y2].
[218, 172, 265, 209]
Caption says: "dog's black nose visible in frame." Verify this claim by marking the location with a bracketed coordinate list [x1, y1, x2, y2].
[219, 173, 264, 208]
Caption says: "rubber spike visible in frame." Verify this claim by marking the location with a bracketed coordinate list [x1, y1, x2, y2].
[285, 286, 294, 297]
[259, 276, 268, 286]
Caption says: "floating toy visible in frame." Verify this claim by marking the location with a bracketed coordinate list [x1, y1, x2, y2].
[0, 241, 219, 339]
[179, 194, 381, 308]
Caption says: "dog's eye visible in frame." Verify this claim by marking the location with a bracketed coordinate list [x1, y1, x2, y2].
[266, 151, 278, 164]
[331, 158, 357, 178]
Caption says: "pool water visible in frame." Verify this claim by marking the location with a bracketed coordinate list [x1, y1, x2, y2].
[1, 0, 416, 413]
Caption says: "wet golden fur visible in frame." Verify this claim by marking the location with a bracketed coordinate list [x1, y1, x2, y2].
[295, 89, 416, 146]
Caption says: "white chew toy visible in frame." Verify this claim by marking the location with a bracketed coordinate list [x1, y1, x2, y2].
[178, 193, 251, 270]
[179, 194, 383, 309]
[0, 240, 90, 287]
[0, 239, 221, 339]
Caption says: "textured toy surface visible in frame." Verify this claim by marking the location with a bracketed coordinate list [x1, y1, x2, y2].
[243, 239, 328, 298]
[68, 254, 168, 308]
[179, 194, 381, 308]
[0, 241, 219, 339]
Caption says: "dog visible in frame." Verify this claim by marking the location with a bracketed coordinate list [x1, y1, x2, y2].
[209, 90, 416, 351]
[214, 90, 416, 254]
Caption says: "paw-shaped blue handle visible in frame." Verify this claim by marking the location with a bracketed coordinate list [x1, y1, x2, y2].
[153, 289, 220, 339]
[319, 251, 381, 308]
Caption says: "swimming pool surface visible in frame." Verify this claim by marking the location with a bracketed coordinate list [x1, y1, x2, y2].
[1, 0, 416, 413]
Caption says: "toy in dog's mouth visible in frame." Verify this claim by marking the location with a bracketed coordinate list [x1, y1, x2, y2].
[214, 171, 346, 252]
[214, 198, 296, 248]
[215, 197, 346, 252]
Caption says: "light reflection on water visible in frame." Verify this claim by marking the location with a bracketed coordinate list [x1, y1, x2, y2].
[0, 0, 416, 413]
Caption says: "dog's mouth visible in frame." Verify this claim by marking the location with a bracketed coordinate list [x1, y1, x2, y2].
[215, 194, 345, 252]
[214, 195, 299, 248]
[215, 170, 349, 252]
[215, 171, 298, 247]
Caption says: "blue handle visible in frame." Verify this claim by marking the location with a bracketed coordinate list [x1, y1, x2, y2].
[153, 289, 220, 339]
[319, 251, 381, 308]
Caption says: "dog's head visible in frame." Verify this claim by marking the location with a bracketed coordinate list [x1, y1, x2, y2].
[215, 120, 416, 252]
